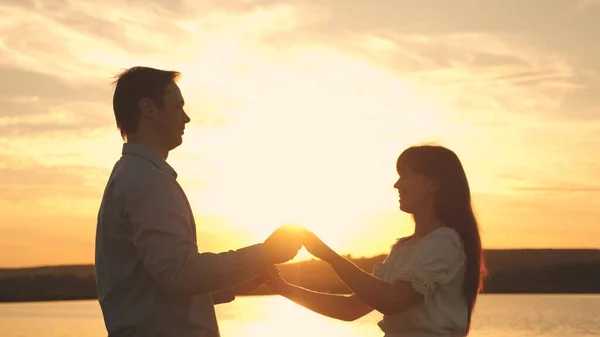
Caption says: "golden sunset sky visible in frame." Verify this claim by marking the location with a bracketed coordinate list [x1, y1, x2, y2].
[1, 0, 599, 267]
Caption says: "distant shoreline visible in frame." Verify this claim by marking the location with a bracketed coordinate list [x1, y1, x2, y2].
[1, 249, 599, 303]
[1, 292, 599, 305]
[2, 248, 599, 271]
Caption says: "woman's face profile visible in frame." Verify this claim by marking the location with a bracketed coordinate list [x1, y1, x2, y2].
[394, 168, 437, 214]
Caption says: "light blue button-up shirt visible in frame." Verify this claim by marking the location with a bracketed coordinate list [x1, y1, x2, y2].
[95, 143, 271, 337]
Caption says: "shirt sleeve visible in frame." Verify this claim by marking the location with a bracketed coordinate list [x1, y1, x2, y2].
[389, 229, 465, 297]
[211, 288, 236, 305]
[118, 171, 271, 296]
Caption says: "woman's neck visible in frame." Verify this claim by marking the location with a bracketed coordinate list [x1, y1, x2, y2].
[412, 211, 444, 239]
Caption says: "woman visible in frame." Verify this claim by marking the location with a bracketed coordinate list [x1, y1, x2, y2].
[266, 145, 487, 336]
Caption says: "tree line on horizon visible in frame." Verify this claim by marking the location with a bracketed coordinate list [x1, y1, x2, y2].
[1, 250, 599, 302]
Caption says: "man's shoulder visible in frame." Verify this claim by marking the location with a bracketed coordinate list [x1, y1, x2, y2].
[111, 155, 173, 191]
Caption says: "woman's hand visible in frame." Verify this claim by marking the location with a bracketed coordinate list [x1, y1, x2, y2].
[301, 230, 339, 264]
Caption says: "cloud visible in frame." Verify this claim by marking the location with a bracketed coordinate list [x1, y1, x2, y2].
[573, 0, 600, 12]
[0, 0, 599, 264]
[1, 0, 596, 128]
[514, 186, 600, 193]
[0, 100, 113, 136]
[0, 0, 320, 78]
[286, 1, 600, 125]
[0, 67, 107, 107]
[0, 0, 595, 183]
[0, 157, 108, 202]
[311, 0, 595, 36]
[0, 66, 113, 137]
[0, 0, 596, 161]
[0, 0, 326, 137]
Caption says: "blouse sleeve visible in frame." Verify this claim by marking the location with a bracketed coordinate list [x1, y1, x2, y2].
[372, 261, 386, 279]
[371, 238, 407, 280]
[389, 228, 465, 297]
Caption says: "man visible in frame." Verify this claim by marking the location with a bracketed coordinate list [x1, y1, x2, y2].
[95, 66, 302, 337]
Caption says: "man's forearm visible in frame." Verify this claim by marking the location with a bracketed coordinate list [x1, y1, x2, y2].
[211, 275, 268, 304]
[150, 244, 271, 295]
[211, 288, 236, 304]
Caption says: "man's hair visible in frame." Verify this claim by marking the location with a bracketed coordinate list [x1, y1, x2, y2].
[112, 66, 181, 140]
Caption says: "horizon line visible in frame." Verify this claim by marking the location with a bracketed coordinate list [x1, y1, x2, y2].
[2, 247, 600, 270]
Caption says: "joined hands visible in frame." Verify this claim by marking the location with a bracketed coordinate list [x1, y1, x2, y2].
[262, 225, 339, 295]
[263, 224, 337, 265]
[262, 224, 305, 264]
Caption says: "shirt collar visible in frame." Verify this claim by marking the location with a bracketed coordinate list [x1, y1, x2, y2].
[122, 143, 178, 179]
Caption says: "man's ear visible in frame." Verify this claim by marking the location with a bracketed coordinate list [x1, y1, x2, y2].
[138, 97, 156, 119]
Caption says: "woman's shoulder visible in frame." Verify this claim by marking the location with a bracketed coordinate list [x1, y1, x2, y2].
[424, 227, 462, 245]
[415, 227, 465, 260]
[392, 235, 414, 248]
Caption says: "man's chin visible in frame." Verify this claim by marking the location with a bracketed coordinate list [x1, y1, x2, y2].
[169, 137, 183, 150]
[399, 203, 411, 214]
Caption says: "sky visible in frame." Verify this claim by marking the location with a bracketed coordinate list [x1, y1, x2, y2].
[1, 0, 599, 268]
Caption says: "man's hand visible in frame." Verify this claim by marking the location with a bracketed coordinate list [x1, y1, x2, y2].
[263, 224, 303, 264]
[302, 230, 338, 264]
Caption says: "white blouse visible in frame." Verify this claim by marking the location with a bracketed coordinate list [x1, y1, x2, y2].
[373, 227, 468, 337]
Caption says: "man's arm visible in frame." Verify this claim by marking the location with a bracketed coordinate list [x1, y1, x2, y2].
[211, 276, 267, 304]
[123, 172, 272, 296]
[211, 288, 236, 305]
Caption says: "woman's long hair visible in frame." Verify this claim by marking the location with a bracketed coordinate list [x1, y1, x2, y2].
[396, 145, 487, 334]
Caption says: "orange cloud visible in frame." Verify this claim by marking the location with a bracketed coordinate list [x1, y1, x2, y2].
[0, 0, 599, 267]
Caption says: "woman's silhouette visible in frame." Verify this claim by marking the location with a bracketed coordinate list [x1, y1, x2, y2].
[267, 145, 487, 336]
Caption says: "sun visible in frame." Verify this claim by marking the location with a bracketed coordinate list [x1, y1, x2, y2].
[171, 63, 443, 259]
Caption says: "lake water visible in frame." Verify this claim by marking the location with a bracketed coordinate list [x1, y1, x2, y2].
[0, 294, 599, 336]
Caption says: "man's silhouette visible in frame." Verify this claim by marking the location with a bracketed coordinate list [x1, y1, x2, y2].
[95, 66, 301, 337]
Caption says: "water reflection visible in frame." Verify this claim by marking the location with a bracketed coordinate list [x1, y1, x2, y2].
[218, 296, 374, 337]
[0, 295, 599, 337]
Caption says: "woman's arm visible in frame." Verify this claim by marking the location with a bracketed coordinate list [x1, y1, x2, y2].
[328, 254, 423, 315]
[266, 269, 374, 321]
[302, 231, 423, 315]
